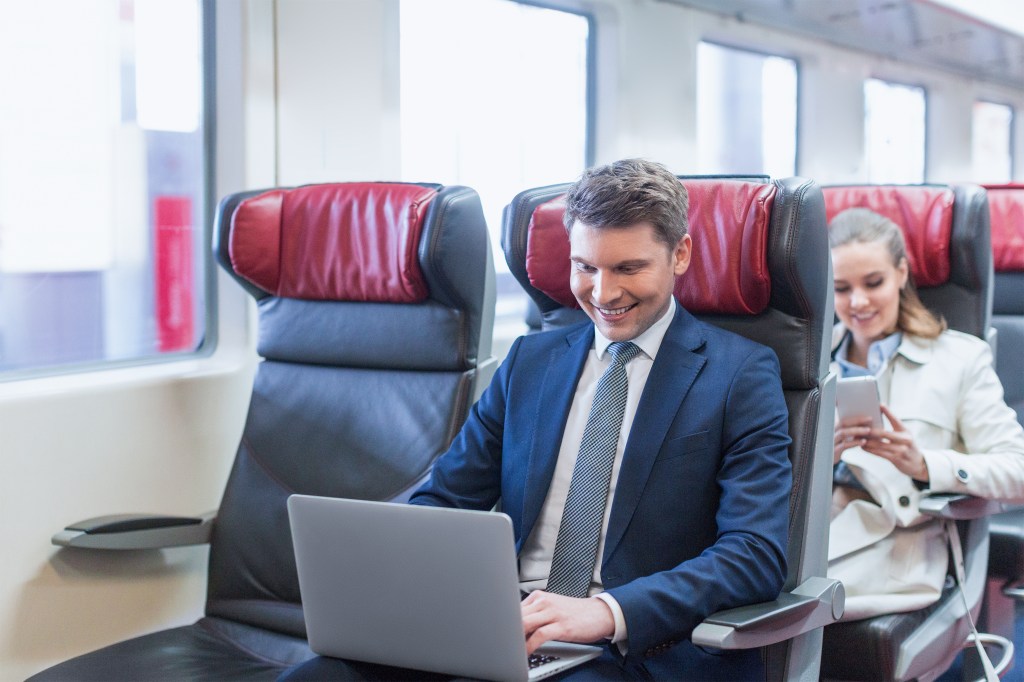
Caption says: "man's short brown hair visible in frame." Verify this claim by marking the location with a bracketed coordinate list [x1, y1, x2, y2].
[563, 158, 689, 248]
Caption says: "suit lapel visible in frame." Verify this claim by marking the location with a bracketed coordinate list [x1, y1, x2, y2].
[517, 325, 593, 551]
[602, 307, 707, 565]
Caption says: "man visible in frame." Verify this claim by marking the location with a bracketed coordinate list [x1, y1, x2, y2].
[287, 159, 791, 680]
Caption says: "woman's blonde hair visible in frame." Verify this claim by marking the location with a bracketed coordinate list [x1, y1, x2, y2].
[829, 207, 946, 339]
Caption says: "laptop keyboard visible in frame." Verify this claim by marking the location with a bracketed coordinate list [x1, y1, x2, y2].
[528, 653, 561, 669]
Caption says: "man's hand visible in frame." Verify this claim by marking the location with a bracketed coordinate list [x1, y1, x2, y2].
[520, 591, 614, 654]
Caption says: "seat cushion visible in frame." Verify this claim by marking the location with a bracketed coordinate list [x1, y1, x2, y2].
[819, 586, 952, 681]
[27, 617, 314, 682]
[989, 509, 1024, 583]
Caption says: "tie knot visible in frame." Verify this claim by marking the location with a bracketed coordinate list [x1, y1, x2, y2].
[606, 341, 641, 366]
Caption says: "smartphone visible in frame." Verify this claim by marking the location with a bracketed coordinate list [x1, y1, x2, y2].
[835, 375, 883, 429]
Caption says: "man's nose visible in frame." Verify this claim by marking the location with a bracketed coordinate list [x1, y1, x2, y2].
[592, 272, 621, 304]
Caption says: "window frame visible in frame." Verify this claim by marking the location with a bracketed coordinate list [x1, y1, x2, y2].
[972, 98, 1015, 182]
[696, 39, 801, 178]
[863, 76, 928, 184]
[0, 0, 218, 383]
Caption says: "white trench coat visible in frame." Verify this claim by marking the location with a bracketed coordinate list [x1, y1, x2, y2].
[827, 327, 1024, 621]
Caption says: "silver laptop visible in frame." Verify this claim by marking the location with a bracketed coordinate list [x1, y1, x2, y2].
[288, 494, 603, 682]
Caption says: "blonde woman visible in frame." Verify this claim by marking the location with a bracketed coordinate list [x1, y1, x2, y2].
[827, 207, 1024, 620]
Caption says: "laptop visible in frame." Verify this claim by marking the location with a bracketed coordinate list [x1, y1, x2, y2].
[288, 494, 603, 681]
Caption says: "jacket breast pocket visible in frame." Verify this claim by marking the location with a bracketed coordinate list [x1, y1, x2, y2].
[899, 408, 958, 450]
[656, 430, 710, 462]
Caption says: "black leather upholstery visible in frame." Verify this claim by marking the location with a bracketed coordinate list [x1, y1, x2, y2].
[29, 183, 494, 681]
[993, 271, 1024, 424]
[919, 185, 992, 339]
[820, 583, 957, 681]
[981, 188, 1024, 595]
[502, 175, 836, 681]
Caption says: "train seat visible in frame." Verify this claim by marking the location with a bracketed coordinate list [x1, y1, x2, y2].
[983, 184, 1024, 424]
[976, 184, 1024, 663]
[31, 182, 496, 681]
[503, 175, 842, 680]
[819, 183, 1008, 682]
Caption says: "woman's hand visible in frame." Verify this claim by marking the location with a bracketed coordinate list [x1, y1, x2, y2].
[834, 415, 872, 464]
[858, 405, 929, 481]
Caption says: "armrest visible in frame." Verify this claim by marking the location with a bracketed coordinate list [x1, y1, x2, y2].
[52, 511, 216, 550]
[918, 493, 1011, 519]
[690, 576, 845, 650]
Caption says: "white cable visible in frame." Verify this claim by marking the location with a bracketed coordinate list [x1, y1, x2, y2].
[945, 520, 1006, 682]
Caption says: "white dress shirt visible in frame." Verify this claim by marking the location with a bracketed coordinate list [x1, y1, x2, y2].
[518, 302, 676, 645]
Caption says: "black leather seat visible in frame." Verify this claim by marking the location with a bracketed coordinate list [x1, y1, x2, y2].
[31, 182, 495, 681]
[977, 184, 1024, 660]
[984, 184, 1024, 425]
[502, 175, 842, 680]
[820, 183, 999, 682]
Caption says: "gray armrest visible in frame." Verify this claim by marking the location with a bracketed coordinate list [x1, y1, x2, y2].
[691, 576, 845, 650]
[52, 511, 216, 549]
[918, 493, 1011, 519]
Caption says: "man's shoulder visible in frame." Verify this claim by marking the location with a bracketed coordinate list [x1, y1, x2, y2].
[513, 320, 591, 352]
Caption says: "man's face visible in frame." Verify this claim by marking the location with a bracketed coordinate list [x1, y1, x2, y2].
[569, 221, 691, 342]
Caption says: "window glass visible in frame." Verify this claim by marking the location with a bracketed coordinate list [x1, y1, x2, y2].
[0, 0, 209, 375]
[697, 42, 797, 177]
[863, 78, 926, 183]
[400, 0, 590, 349]
[972, 101, 1013, 183]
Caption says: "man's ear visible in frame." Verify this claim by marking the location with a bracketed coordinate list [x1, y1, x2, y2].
[673, 234, 692, 276]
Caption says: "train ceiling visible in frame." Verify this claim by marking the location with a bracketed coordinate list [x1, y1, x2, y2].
[661, 0, 1024, 91]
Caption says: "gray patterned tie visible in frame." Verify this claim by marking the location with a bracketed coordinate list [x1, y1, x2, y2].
[546, 341, 642, 598]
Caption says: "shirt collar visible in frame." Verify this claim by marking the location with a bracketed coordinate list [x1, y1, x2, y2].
[835, 330, 902, 376]
[594, 301, 675, 362]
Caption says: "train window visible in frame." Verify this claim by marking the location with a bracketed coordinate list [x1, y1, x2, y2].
[399, 0, 591, 347]
[0, 0, 212, 377]
[864, 78, 926, 183]
[696, 42, 797, 177]
[972, 101, 1014, 183]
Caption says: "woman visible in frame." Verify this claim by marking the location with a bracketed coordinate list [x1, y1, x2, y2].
[827, 207, 1024, 621]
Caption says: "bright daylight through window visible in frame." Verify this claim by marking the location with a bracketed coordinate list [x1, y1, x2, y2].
[697, 42, 797, 178]
[0, 0, 209, 375]
[399, 0, 590, 349]
[864, 78, 926, 184]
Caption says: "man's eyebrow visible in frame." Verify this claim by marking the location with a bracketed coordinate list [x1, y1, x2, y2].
[615, 258, 651, 268]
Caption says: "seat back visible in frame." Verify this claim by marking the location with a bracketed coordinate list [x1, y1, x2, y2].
[982, 184, 1024, 424]
[822, 184, 993, 340]
[821, 183, 994, 681]
[502, 176, 836, 681]
[208, 182, 495, 638]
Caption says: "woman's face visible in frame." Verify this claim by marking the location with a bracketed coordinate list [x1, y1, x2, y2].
[831, 239, 909, 349]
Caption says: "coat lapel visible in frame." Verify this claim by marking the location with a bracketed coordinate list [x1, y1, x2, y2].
[517, 324, 593, 550]
[602, 307, 707, 564]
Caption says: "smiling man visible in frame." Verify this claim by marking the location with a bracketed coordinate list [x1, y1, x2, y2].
[410, 159, 793, 680]
[283, 159, 793, 681]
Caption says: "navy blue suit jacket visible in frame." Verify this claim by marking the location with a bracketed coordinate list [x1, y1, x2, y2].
[411, 305, 792, 679]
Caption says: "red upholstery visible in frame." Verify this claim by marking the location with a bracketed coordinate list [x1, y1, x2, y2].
[229, 183, 435, 301]
[525, 180, 775, 315]
[822, 186, 955, 287]
[983, 185, 1024, 273]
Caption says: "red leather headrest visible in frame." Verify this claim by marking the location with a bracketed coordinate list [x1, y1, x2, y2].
[526, 180, 775, 315]
[822, 186, 954, 287]
[983, 186, 1024, 272]
[229, 183, 434, 301]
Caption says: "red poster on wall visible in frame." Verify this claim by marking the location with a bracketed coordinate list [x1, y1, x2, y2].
[154, 196, 194, 352]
